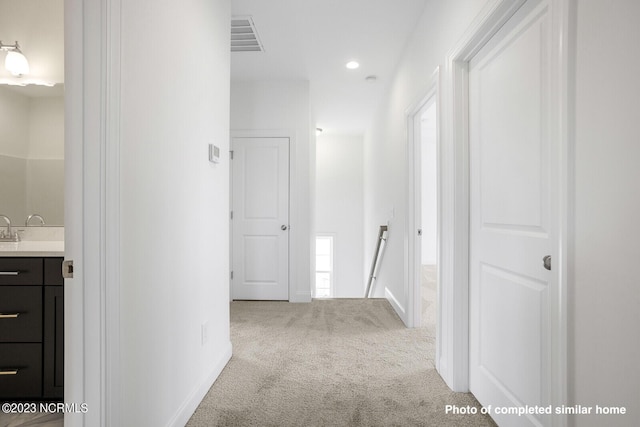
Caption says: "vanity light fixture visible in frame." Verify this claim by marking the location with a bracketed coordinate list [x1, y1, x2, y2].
[0, 41, 30, 77]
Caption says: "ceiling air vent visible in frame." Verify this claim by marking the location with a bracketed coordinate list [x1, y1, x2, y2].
[231, 16, 264, 52]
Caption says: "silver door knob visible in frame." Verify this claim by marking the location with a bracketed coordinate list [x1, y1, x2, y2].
[281, 225, 288, 231]
[543, 255, 551, 271]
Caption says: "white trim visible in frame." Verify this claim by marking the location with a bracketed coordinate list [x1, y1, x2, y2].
[63, 0, 86, 425]
[230, 130, 301, 302]
[441, 0, 527, 394]
[66, 0, 122, 425]
[384, 287, 406, 322]
[404, 68, 441, 336]
[290, 291, 313, 303]
[167, 342, 232, 427]
[442, 2, 572, 423]
[550, 1, 574, 424]
[104, 0, 122, 424]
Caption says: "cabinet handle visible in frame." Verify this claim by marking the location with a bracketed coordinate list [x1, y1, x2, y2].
[0, 271, 20, 276]
[0, 313, 20, 319]
[0, 369, 19, 375]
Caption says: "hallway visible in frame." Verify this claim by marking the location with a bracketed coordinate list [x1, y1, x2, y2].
[59, 0, 640, 424]
[187, 300, 494, 426]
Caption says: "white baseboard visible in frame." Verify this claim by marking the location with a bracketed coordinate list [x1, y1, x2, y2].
[385, 287, 408, 326]
[167, 341, 233, 427]
[290, 291, 312, 303]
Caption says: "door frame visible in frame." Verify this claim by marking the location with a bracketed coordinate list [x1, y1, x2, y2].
[229, 130, 295, 301]
[405, 67, 441, 332]
[441, 0, 574, 422]
[66, 0, 122, 425]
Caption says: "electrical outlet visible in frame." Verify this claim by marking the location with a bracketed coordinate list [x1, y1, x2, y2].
[201, 321, 209, 345]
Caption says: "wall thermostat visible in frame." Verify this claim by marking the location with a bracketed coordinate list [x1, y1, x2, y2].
[209, 144, 220, 163]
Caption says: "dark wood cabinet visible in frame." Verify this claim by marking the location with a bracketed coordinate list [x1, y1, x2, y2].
[0, 257, 63, 400]
[0, 258, 43, 286]
[43, 285, 64, 398]
[0, 286, 42, 343]
[0, 344, 42, 398]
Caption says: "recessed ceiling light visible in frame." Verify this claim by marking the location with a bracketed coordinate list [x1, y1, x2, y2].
[346, 61, 360, 70]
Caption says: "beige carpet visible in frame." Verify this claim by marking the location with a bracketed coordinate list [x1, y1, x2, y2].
[421, 265, 437, 331]
[187, 299, 495, 427]
[0, 413, 63, 427]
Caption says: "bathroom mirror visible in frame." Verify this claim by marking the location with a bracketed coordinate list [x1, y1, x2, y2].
[0, 84, 64, 226]
[0, 0, 65, 227]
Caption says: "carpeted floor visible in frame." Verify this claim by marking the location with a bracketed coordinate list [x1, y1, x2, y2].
[187, 299, 496, 427]
[421, 265, 437, 331]
[0, 413, 63, 427]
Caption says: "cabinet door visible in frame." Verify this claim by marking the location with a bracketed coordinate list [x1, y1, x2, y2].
[0, 286, 42, 343]
[43, 286, 64, 399]
[0, 343, 42, 398]
[44, 258, 64, 286]
[0, 258, 43, 285]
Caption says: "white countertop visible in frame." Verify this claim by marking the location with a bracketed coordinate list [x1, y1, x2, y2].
[0, 240, 65, 257]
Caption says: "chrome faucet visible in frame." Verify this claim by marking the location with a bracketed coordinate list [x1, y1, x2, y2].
[26, 214, 46, 226]
[0, 215, 11, 236]
[0, 215, 19, 241]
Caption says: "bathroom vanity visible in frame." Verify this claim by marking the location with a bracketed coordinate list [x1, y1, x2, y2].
[0, 240, 64, 400]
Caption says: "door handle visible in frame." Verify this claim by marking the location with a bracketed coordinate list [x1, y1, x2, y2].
[543, 255, 551, 271]
[281, 225, 288, 231]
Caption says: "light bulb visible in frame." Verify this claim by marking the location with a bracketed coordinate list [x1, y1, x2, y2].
[346, 61, 360, 70]
[5, 50, 29, 77]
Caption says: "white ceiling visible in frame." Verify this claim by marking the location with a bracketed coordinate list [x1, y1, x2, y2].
[231, 0, 428, 135]
[1, 0, 427, 130]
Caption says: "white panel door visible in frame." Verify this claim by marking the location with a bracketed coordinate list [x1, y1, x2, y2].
[469, 1, 555, 426]
[232, 137, 289, 300]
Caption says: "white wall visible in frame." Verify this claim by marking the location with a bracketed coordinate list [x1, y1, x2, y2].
[363, 0, 488, 313]
[118, 0, 232, 425]
[571, 0, 640, 425]
[316, 134, 364, 298]
[230, 80, 314, 302]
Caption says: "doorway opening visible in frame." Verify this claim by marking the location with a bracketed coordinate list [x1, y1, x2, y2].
[406, 74, 440, 332]
[418, 100, 438, 332]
